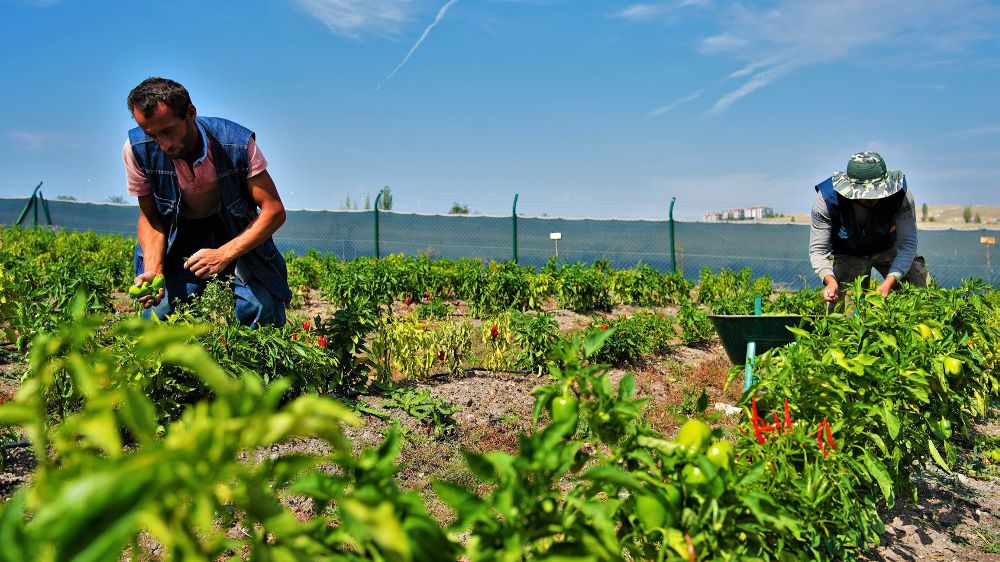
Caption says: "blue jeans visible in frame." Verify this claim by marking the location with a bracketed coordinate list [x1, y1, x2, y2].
[134, 215, 287, 328]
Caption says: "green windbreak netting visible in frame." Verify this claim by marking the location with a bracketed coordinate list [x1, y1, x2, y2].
[2, 198, 995, 289]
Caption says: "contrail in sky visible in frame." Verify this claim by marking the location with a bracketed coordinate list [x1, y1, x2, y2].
[385, 0, 460, 82]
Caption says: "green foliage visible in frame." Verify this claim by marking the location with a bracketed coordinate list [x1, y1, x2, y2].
[697, 266, 773, 314]
[0, 300, 462, 561]
[766, 287, 827, 316]
[415, 297, 452, 320]
[677, 301, 714, 346]
[583, 312, 674, 365]
[0, 227, 131, 350]
[608, 263, 691, 306]
[378, 386, 460, 437]
[510, 310, 560, 374]
[553, 261, 613, 312]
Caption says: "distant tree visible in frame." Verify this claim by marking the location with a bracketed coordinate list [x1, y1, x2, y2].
[921, 202, 928, 222]
[975, 213, 982, 224]
[379, 186, 393, 210]
[363, 194, 371, 210]
[106, 195, 127, 205]
[343, 194, 357, 210]
[449, 202, 469, 215]
[56, 195, 77, 201]
[963, 206, 973, 223]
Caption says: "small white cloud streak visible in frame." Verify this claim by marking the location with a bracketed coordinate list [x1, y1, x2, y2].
[707, 60, 799, 115]
[6, 130, 70, 150]
[616, 0, 707, 22]
[385, 0, 461, 81]
[649, 90, 702, 117]
[954, 125, 1000, 136]
[700, 33, 746, 53]
[295, 0, 411, 39]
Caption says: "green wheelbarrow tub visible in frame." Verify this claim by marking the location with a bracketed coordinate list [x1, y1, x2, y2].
[708, 315, 816, 366]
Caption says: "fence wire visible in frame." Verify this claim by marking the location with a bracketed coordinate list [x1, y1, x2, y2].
[2, 198, 996, 289]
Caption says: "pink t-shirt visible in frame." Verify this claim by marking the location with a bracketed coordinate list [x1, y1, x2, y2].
[123, 123, 268, 219]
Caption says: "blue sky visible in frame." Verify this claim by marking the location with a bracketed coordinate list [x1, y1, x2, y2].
[1, 0, 998, 219]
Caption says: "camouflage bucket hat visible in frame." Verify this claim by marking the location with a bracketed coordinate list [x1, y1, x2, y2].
[831, 151, 905, 200]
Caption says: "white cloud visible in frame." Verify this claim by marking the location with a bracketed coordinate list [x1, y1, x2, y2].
[616, 1, 707, 22]
[700, 1, 1000, 113]
[649, 90, 702, 117]
[5, 130, 72, 150]
[294, 0, 414, 38]
[626, 1, 1000, 115]
[700, 33, 746, 53]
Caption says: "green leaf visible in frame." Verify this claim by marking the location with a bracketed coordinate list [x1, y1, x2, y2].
[927, 439, 951, 473]
[881, 405, 900, 440]
[877, 333, 898, 349]
[583, 328, 614, 359]
[866, 432, 888, 456]
[786, 326, 811, 339]
[860, 450, 894, 502]
[580, 466, 643, 491]
[618, 373, 635, 401]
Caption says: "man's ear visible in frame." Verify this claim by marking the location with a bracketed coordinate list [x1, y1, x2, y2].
[186, 104, 197, 120]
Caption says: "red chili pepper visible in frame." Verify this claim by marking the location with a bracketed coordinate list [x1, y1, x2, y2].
[817, 423, 828, 457]
[317, 335, 327, 348]
[823, 418, 835, 450]
[438, 350, 445, 361]
[490, 325, 499, 338]
[783, 398, 792, 429]
[221, 336, 229, 354]
[291, 332, 299, 341]
[601, 324, 609, 331]
[425, 291, 432, 299]
[302, 321, 310, 331]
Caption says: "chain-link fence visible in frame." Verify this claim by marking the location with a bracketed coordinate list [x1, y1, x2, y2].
[2, 197, 996, 289]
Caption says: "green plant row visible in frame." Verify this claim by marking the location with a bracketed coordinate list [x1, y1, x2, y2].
[0, 280, 995, 561]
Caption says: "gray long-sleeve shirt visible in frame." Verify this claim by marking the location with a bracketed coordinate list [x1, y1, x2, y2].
[808, 189, 918, 281]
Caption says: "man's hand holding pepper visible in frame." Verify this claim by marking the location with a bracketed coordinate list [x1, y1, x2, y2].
[133, 270, 165, 309]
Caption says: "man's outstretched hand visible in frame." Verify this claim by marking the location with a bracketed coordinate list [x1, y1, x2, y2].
[184, 248, 232, 279]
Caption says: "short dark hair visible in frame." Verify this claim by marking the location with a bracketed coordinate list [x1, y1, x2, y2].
[127, 77, 192, 119]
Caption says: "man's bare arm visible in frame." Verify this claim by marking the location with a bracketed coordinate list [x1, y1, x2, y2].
[185, 170, 286, 278]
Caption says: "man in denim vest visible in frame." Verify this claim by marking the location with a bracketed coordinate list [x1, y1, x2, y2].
[124, 77, 291, 327]
[810, 151, 929, 311]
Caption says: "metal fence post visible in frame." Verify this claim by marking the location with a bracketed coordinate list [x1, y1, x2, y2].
[669, 197, 677, 273]
[512, 193, 519, 264]
[374, 188, 383, 259]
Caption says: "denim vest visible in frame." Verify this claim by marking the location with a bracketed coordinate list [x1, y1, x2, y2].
[128, 117, 292, 304]
[815, 176, 907, 257]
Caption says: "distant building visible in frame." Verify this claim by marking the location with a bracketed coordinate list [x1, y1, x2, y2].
[724, 208, 748, 220]
[709, 206, 775, 221]
[747, 206, 775, 220]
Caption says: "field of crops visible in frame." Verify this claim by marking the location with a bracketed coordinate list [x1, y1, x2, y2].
[0, 225, 998, 561]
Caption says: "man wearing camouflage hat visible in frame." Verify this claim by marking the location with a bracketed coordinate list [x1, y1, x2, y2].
[809, 151, 928, 309]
